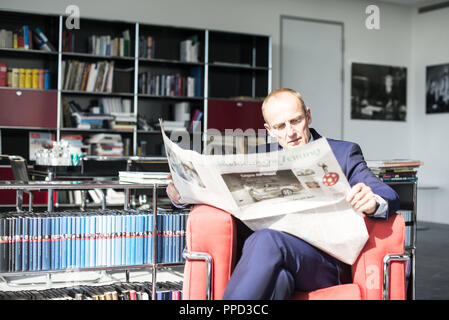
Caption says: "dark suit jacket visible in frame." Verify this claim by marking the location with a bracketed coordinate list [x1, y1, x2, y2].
[255, 128, 400, 219]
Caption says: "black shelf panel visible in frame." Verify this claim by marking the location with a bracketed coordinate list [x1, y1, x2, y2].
[209, 62, 269, 71]
[0, 48, 58, 57]
[0, 262, 185, 277]
[0, 125, 56, 131]
[139, 57, 204, 67]
[60, 127, 135, 134]
[61, 90, 134, 97]
[208, 31, 270, 68]
[137, 94, 203, 101]
[0, 86, 57, 93]
[62, 52, 134, 61]
[208, 67, 268, 99]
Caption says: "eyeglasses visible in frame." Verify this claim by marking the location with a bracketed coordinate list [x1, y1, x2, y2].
[269, 115, 306, 135]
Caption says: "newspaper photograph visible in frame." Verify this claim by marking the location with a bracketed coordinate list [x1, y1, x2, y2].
[160, 121, 368, 264]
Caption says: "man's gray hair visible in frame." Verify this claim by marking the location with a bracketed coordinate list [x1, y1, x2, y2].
[261, 88, 307, 122]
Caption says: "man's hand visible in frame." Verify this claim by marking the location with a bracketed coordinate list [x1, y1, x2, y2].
[166, 173, 182, 205]
[346, 182, 378, 214]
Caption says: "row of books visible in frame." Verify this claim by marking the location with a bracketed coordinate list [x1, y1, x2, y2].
[367, 159, 423, 182]
[62, 60, 115, 93]
[138, 36, 154, 59]
[62, 98, 135, 131]
[397, 210, 413, 248]
[138, 72, 197, 97]
[0, 63, 50, 89]
[62, 31, 75, 52]
[100, 98, 135, 130]
[0, 209, 188, 272]
[87, 30, 131, 57]
[0, 281, 182, 300]
[180, 35, 200, 63]
[0, 26, 55, 51]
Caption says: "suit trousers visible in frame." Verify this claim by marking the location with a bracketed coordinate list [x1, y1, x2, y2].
[222, 228, 347, 300]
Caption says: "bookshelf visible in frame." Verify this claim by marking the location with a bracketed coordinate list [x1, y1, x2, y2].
[0, 8, 271, 300]
[0, 180, 186, 300]
[0, 9, 272, 167]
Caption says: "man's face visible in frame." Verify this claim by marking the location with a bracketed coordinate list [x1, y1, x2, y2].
[263, 92, 312, 149]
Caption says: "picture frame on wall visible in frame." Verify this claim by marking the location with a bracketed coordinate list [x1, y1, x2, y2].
[351, 62, 407, 121]
[426, 63, 449, 114]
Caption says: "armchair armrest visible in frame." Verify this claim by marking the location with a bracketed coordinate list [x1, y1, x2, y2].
[182, 205, 237, 300]
[352, 213, 407, 300]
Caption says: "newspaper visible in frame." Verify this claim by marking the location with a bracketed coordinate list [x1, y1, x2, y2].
[161, 123, 368, 265]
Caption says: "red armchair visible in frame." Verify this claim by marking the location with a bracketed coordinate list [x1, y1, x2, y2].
[182, 204, 409, 300]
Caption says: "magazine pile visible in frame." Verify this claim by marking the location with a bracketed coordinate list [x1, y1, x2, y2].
[161, 122, 368, 265]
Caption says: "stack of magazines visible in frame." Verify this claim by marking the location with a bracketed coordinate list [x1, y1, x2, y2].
[119, 171, 170, 184]
[366, 159, 423, 182]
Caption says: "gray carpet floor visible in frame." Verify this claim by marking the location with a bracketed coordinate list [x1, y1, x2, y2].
[415, 221, 449, 300]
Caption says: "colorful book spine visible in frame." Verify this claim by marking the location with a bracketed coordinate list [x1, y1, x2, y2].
[42, 216, 51, 270]
[21, 216, 29, 271]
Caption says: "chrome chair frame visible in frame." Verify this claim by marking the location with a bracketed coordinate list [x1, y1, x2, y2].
[182, 249, 213, 300]
[183, 249, 410, 300]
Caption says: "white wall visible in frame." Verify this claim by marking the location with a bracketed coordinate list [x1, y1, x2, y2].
[2, 0, 445, 222]
[0, 0, 414, 155]
[410, 7, 449, 224]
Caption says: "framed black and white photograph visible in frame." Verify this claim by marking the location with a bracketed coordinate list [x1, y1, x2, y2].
[426, 63, 449, 114]
[351, 63, 407, 121]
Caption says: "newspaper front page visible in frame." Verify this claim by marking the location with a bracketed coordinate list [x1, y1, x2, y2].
[161, 124, 368, 264]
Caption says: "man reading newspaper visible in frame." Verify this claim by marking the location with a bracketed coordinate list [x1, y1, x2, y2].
[166, 88, 399, 300]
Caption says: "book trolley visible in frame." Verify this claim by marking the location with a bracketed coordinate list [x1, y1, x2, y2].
[0, 180, 185, 300]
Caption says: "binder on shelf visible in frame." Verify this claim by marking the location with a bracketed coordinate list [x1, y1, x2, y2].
[0, 62, 7, 87]
[60, 215, 67, 270]
[23, 25, 29, 49]
[21, 216, 29, 272]
[42, 216, 51, 271]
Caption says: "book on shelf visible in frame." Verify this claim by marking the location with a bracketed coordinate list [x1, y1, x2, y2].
[139, 35, 154, 59]
[72, 112, 115, 129]
[138, 72, 196, 97]
[155, 120, 188, 132]
[0, 66, 50, 90]
[87, 29, 131, 57]
[100, 97, 132, 113]
[60, 134, 87, 150]
[1, 26, 55, 51]
[33, 27, 56, 52]
[119, 171, 170, 184]
[0, 209, 187, 273]
[0, 62, 7, 86]
[188, 109, 203, 132]
[63, 60, 115, 92]
[180, 35, 200, 63]
[62, 31, 75, 52]
[99, 97, 136, 130]
[86, 133, 123, 156]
